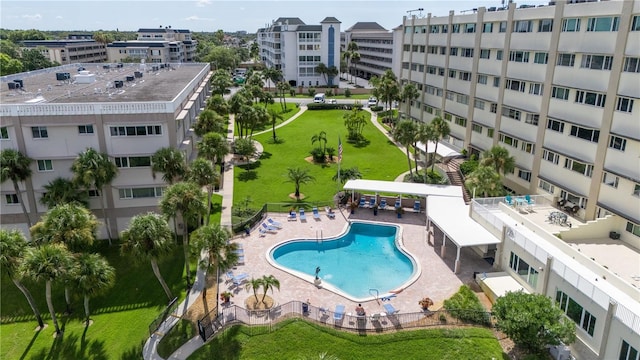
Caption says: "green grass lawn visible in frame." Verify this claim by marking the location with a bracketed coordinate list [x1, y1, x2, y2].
[233, 109, 408, 209]
[208, 193, 223, 224]
[190, 319, 507, 360]
[0, 242, 187, 360]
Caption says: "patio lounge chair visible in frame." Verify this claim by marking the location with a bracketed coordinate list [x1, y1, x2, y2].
[227, 271, 249, 283]
[236, 256, 245, 265]
[287, 211, 297, 221]
[368, 198, 376, 208]
[359, 198, 366, 208]
[299, 208, 307, 221]
[525, 195, 535, 209]
[261, 223, 278, 232]
[394, 199, 401, 209]
[333, 304, 345, 321]
[267, 218, 283, 229]
[312, 207, 321, 220]
[379, 198, 387, 210]
[258, 227, 268, 236]
[383, 303, 399, 314]
[505, 195, 514, 206]
[413, 200, 421, 213]
[325, 206, 336, 219]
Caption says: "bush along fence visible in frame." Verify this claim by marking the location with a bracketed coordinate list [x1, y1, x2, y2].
[232, 202, 336, 234]
[197, 300, 495, 342]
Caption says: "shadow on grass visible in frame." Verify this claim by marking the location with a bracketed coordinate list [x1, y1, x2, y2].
[191, 325, 242, 360]
[266, 138, 286, 145]
[237, 161, 261, 171]
[351, 138, 371, 148]
[259, 152, 272, 160]
[29, 332, 109, 360]
[237, 171, 258, 182]
[120, 340, 146, 360]
[19, 327, 41, 360]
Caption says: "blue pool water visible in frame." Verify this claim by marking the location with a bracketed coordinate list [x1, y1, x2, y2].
[270, 222, 415, 300]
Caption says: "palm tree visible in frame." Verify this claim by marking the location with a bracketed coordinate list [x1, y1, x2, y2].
[286, 167, 315, 200]
[160, 181, 206, 287]
[1, 149, 34, 227]
[429, 117, 451, 173]
[415, 123, 435, 177]
[0, 229, 45, 328]
[393, 120, 418, 180]
[481, 145, 516, 176]
[399, 82, 420, 121]
[206, 94, 229, 115]
[151, 147, 187, 185]
[315, 63, 329, 86]
[120, 212, 175, 300]
[233, 138, 257, 163]
[190, 224, 238, 301]
[267, 108, 284, 142]
[370, 70, 400, 118]
[187, 158, 219, 225]
[210, 69, 233, 95]
[74, 253, 115, 323]
[259, 275, 280, 304]
[332, 166, 362, 184]
[261, 67, 281, 89]
[71, 148, 118, 244]
[20, 243, 74, 335]
[245, 277, 263, 304]
[40, 177, 88, 209]
[326, 66, 339, 87]
[198, 132, 230, 172]
[343, 41, 360, 85]
[276, 81, 291, 112]
[465, 165, 504, 198]
[194, 110, 226, 137]
[311, 131, 327, 157]
[30, 203, 98, 252]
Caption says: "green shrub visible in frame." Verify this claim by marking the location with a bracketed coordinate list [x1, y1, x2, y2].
[443, 285, 490, 325]
[370, 105, 383, 112]
[289, 89, 296, 97]
[344, 88, 352, 98]
[310, 147, 325, 162]
[325, 89, 333, 97]
[460, 159, 479, 176]
[308, 88, 316, 97]
[306, 103, 363, 110]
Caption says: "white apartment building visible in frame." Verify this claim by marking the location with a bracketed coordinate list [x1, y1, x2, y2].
[0, 62, 212, 238]
[257, 17, 341, 87]
[341, 22, 404, 80]
[21, 38, 107, 64]
[107, 27, 197, 63]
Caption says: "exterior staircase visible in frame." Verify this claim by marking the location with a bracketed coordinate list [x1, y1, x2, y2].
[440, 158, 471, 204]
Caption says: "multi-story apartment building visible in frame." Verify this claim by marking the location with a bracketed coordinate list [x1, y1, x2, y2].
[107, 27, 197, 63]
[341, 22, 403, 80]
[0, 62, 211, 238]
[400, 0, 639, 228]
[257, 17, 341, 87]
[21, 37, 107, 64]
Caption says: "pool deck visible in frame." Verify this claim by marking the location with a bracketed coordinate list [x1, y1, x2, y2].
[225, 207, 495, 316]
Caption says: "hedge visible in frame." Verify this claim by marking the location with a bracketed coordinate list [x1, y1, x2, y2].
[306, 103, 364, 110]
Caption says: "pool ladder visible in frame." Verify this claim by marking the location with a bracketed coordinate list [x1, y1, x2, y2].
[316, 229, 323, 243]
[369, 288, 379, 300]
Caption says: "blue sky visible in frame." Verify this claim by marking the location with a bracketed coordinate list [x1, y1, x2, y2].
[1, 0, 550, 33]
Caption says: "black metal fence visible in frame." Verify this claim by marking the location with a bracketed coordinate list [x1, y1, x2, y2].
[231, 202, 338, 234]
[197, 300, 494, 342]
[148, 297, 179, 336]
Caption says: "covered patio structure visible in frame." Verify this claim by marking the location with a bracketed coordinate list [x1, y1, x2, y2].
[427, 196, 500, 274]
[415, 141, 462, 165]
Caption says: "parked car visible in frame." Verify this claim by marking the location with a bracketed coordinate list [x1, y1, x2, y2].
[327, 99, 337, 104]
[367, 97, 378, 107]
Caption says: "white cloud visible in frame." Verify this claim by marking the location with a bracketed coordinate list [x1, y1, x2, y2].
[185, 16, 214, 21]
[22, 14, 42, 21]
[56, 16, 63, 19]
[195, 0, 211, 7]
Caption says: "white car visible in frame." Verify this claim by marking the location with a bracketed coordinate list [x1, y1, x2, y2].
[327, 99, 338, 104]
[367, 97, 378, 107]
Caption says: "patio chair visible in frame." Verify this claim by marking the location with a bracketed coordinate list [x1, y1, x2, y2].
[413, 200, 421, 213]
[359, 198, 366, 208]
[299, 208, 307, 221]
[261, 222, 278, 232]
[394, 198, 401, 209]
[287, 211, 297, 221]
[325, 206, 336, 219]
[383, 303, 399, 314]
[267, 218, 283, 229]
[525, 195, 535, 210]
[368, 198, 376, 208]
[505, 195, 514, 206]
[333, 304, 345, 321]
[379, 198, 387, 210]
[258, 227, 268, 237]
[312, 207, 321, 220]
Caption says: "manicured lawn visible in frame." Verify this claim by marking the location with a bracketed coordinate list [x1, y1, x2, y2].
[0, 242, 187, 360]
[233, 109, 408, 209]
[208, 193, 223, 224]
[190, 319, 507, 360]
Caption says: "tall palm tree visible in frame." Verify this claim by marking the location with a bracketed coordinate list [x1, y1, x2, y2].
[315, 63, 329, 86]
[71, 148, 118, 244]
[465, 165, 504, 198]
[429, 117, 451, 173]
[194, 110, 226, 137]
[343, 41, 360, 85]
[415, 123, 435, 177]
[311, 131, 327, 157]
[276, 81, 291, 112]
[120, 212, 175, 300]
[210, 69, 233, 95]
[1, 149, 34, 227]
[286, 167, 315, 200]
[0, 229, 45, 328]
[20, 243, 74, 335]
[393, 120, 418, 180]
[74, 253, 115, 323]
[370, 70, 400, 116]
[187, 158, 219, 225]
[190, 224, 238, 301]
[245, 277, 263, 304]
[30, 202, 98, 252]
[259, 275, 280, 304]
[205, 94, 229, 116]
[151, 147, 187, 185]
[481, 145, 516, 176]
[399, 82, 420, 121]
[267, 108, 284, 142]
[160, 181, 206, 287]
[40, 177, 88, 209]
[326, 66, 339, 87]
[198, 132, 230, 172]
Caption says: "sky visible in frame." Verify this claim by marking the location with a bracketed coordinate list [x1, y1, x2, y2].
[0, 0, 552, 33]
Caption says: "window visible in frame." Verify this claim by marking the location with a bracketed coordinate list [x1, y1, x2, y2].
[525, 113, 539, 125]
[633, 15, 640, 31]
[513, 20, 533, 33]
[609, 135, 627, 151]
[461, 48, 474, 58]
[430, 25, 439, 33]
[496, 50, 503, 60]
[602, 172, 619, 188]
[464, 23, 476, 33]
[458, 71, 472, 81]
[452, 24, 460, 33]
[110, 125, 162, 136]
[570, 125, 600, 142]
[562, 18, 581, 32]
[78, 125, 94, 134]
[581, 55, 613, 70]
[493, 77, 500, 87]
[619, 340, 640, 360]
[472, 124, 483, 133]
[499, 134, 518, 148]
[518, 169, 532, 182]
[509, 252, 538, 287]
[426, 66, 437, 74]
[499, 21, 507, 33]
[477, 74, 488, 85]
[88, 189, 100, 197]
[556, 290, 596, 336]
[509, 51, 530, 63]
[438, 67, 445, 76]
[487, 128, 494, 138]
[0, 127, 8, 139]
[534, 52, 548, 64]
[557, 53, 575, 67]
[440, 46, 447, 55]
[587, 16, 619, 32]
[529, 83, 543, 96]
[483, 23, 493, 33]
[444, 113, 452, 121]
[616, 97, 634, 113]
[448, 69, 457, 78]
[115, 156, 152, 168]
[425, 86, 436, 95]
[402, 62, 410, 70]
[547, 119, 565, 133]
[31, 126, 48, 139]
[564, 158, 594, 177]
[5, 194, 19, 204]
[403, 44, 411, 52]
[538, 19, 553, 32]
[520, 142, 535, 154]
[427, 46, 438, 54]
[505, 79, 526, 92]
[449, 47, 458, 56]
[624, 57, 640, 73]
[446, 91, 455, 100]
[635, 184, 640, 197]
[37, 160, 53, 171]
[441, 25, 448, 33]
[575, 90, 606, 107]
[119, 187, 165, 199]
[502, 106, 521, 121]
[543, 149, 559, 164]
[627, 221, 640, 237]
[480, 49, 490, 59]
[456, 94, 469, 104]
[425, 106, 434, 114]
[551, 86, 570, 100]
[539, 180, 555, 194]
[474, 99, 485, 110]
[454, 117, 467, 127]
[490, 103, 498, 113]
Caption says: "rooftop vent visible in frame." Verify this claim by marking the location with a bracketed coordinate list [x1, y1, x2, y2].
[114, 80, 124, 88]
[126, 75, 135, 82]
[13, 79, 23, 88]
[56, 72, 71, 81]
[134, 71, 143, 78]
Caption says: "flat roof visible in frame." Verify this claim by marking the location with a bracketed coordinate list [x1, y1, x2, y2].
[343, 179, 463, 198]
[0, 63, 208, 104]
[416, 141, 461, 158]
[428, 196, 501, 247]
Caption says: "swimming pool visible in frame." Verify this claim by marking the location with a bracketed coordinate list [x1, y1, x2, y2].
[267, 221, 420, 301]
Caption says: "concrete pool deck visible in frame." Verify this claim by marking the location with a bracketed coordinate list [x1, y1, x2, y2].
[224, 208, 495, 316]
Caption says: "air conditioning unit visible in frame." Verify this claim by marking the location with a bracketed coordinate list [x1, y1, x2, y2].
[549, 344, 572, 360]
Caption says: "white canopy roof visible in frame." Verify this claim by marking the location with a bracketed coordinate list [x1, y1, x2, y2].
[427, 196, 500, 247]
[343, 179, 463, 198]
[416, 141, 461, 158]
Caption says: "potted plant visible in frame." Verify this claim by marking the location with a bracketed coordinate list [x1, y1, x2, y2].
[220, 291, 233, 304]
[349, 201, 358, 214]
[418, 297, 434, 311]
[372, 203, 379, 216]
[244, 224, 251, 236]
[396, 206, 404, 218]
